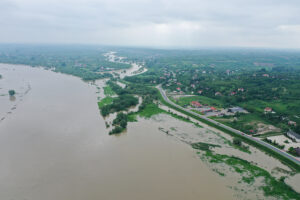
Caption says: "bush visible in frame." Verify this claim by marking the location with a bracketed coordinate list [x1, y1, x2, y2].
[8, 90, 15, 96]
[109, 126, 124, 135]
[233, 138, 242, 146]
[113, 112, 128, 128]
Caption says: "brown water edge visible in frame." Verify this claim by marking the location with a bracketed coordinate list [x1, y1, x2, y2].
[0, 64, 234, 200]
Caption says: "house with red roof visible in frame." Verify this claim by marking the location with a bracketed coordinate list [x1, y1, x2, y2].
[210, 107, 217, 111]
[264, 107, 272, 113]
[262, 74, 270, 77]
[191, 101, 202, 108]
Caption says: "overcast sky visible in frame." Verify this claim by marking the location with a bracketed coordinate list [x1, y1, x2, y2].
[0, 0, 300, 48]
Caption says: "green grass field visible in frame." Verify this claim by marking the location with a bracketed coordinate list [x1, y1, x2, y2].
[103, 86, 116, 96]
[128, 103, 165, 121]
[97, 97, 114, 109]
[128, 103, 164, 121]
[240, 99, 300, 118]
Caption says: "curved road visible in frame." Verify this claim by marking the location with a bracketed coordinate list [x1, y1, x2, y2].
[157, 85, 300, 166]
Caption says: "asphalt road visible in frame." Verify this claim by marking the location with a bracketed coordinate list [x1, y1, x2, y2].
[157, 85, 300, 166]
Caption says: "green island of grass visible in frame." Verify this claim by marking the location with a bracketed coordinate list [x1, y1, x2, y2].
[98, 97, 114, 109]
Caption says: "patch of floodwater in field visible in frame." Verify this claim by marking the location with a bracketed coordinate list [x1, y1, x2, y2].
[158, 103, 293, 171]
[93, 79, 107, 100]
[100, 96, 142, 133]
[286, 173, 300, 193]
[117, 63, 146, 79]
[127, 96, 142, 113]
[0, 64, 32, 122]
[116, 81, 126, 88]
[157, 102, 300, 199]
[0, 64, 234, 200]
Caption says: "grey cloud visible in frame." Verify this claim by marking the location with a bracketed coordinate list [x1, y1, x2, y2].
[0, 0, 300, 48]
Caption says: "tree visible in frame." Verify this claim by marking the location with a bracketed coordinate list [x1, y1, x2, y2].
[101, 106, 110, 117]
[8, 90, 15, 96]
[109, 126, 123, 135]
[113, 112, 128, 128]
[120, 120, 127, 128]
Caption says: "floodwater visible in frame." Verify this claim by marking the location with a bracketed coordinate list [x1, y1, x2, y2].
[104, 51, 147, 79]
[158, 102, 300, 198]
[0, 64, 233, 200]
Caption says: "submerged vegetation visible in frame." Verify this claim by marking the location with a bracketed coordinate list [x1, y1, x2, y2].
[100, 94, 138, 117]
[191, 142, 300, 200]
[98, 80, 158, 133]
[110, 112, 128, 135]
[191, 142, 221, 151]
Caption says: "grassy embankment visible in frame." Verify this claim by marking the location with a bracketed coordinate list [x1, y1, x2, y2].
[256, 132, 284, 138]
[191, 142, 300, 200]
[157, 89, 300, 172]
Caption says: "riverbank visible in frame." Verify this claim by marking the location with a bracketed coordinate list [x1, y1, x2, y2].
[0, 63, 234, 200]
[154, 85, 300, 198]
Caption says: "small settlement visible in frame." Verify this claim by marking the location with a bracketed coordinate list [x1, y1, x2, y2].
[168, 88, 300, 157]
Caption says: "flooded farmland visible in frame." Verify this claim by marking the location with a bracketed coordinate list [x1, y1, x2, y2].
[0, 64, 234, 200]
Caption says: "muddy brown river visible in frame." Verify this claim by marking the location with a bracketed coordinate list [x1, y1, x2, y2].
[0, 64, 233, 200]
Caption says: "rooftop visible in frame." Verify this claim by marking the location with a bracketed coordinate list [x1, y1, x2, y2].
[287, 130, 300, 140]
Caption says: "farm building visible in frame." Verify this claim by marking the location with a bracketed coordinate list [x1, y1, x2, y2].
[228, 107, 247, 113]
[287, 130, 300, 143]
